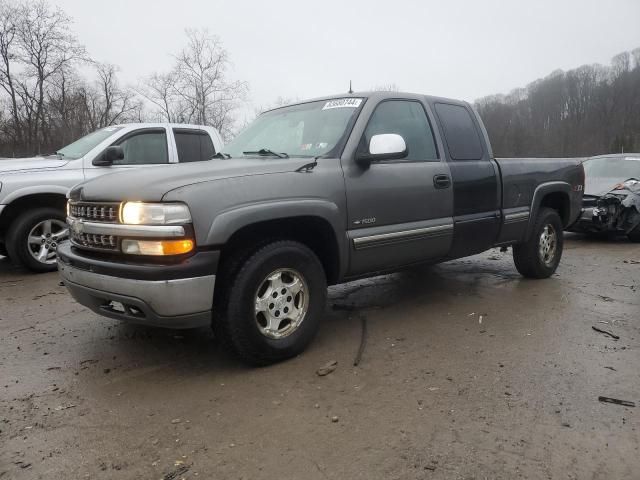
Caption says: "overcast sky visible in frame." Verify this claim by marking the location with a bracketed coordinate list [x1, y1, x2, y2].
[56, 0, 640, 114]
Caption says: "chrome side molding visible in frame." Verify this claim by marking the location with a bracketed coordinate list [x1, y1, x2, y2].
[353, 224, 453, 250]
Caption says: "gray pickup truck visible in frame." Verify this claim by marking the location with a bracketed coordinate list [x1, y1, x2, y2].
[58, 92, 584, 365]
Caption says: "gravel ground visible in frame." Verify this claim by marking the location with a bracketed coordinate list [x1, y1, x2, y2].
[1, 234, 638, 479]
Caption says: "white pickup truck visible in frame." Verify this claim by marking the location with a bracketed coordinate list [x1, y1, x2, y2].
[0, 123, 223, 272]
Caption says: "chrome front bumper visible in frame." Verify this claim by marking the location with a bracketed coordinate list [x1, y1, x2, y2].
[58, 256, 215, 329]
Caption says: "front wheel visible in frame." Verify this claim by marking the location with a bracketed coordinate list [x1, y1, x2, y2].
[214, 240, 327, 366]
[513, 207, 564, 279]
[6, 208, 68, 273]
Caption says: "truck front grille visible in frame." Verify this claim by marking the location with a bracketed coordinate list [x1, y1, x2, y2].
[70, 231, 118, 251]
[69, 202, 120, 223]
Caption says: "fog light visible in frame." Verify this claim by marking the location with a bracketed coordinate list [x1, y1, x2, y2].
[121, 239, 194, 256]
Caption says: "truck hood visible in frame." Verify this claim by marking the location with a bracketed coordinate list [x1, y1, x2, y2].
[73, 157, 317, 202]
[0, 156, 69, 173]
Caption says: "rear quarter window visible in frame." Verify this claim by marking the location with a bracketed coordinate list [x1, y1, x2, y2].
[174, 129, 216, 162]
[434, 103, 484, 160]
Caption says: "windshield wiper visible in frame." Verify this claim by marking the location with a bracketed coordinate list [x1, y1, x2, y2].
[242, 148, 289, 158]
[212, 152, 231, 159]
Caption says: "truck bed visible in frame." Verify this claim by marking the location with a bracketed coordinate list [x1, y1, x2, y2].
[496, 157, 585, 212]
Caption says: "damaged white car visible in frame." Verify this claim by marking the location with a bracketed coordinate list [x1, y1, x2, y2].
[569, 154, 640, 242]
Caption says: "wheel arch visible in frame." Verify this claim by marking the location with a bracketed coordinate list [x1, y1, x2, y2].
[0, 191, 68, 241]
[526, 182, 571, 239]
[214, 212, 345, 286]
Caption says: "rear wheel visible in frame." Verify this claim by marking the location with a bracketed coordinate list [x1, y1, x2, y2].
[513, 208, 564, 279]
[214, 240, 327, 366]
[6, 208, 68, 273]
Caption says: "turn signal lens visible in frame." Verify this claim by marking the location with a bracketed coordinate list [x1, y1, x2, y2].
[121, 239, 194, 256]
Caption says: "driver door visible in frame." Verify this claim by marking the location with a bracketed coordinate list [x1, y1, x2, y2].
[84, 127, 175, 181]
[343, 99, 454, 275]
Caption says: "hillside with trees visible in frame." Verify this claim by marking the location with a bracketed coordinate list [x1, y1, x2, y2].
[476, 49, 640, 157]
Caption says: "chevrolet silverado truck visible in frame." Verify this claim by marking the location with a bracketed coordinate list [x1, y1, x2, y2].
[0, 123, 223, 272]
[58, 92, 584, 365]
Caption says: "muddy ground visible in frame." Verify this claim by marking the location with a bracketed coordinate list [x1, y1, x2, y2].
[1, 234, 638, 480]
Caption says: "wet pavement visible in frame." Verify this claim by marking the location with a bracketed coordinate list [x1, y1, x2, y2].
[1, 234, 638, 479]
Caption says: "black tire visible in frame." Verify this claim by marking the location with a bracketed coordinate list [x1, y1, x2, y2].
[6, 207, 67, 273]
[0, 243, 7, 257]
[513, 208, 564, 279]
[214, 240, 327, 366]
[628, 227, 640, 243]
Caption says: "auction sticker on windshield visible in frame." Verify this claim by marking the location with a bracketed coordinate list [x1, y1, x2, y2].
[322, 98, 363, 110]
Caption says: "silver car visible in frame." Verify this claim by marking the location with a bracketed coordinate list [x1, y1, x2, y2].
[0, 123, 223, 272]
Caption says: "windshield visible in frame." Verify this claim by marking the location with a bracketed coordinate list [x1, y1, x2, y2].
[56, 126, 124, 159]
[224, 98, 364, 158]
[584, 157, 640, 179]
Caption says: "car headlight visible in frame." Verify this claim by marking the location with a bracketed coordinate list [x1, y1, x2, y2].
[120, 202, 191, 225]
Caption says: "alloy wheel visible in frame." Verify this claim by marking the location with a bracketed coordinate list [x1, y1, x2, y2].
[27, 219, 68, 265]
[254, 268, 309, 339]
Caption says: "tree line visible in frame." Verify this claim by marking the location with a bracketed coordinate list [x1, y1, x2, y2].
[476, 49, 640, 157]
[0, 0, 247, 157]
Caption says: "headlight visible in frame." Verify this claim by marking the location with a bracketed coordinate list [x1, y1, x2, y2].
[120, 202, 191, 225]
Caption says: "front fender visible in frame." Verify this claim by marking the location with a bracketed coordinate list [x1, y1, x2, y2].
[205, 198, 348, 276]
[1, 184, 71, 205]
[206, 199, 342, 243]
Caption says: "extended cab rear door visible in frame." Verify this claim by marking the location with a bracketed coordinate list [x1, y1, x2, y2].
[431, 102, 501, 258]
[172, 128, 218, 163]
[343, 97, 454, 276]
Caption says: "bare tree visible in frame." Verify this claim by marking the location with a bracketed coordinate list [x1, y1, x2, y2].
[14, 0, 85, 151]
[138, 29, 248, 139]
[0, 0, 20, 149]
[82, 63, 139, 129]
[138, 71, 189, 123]
[0, 0, 143, 156]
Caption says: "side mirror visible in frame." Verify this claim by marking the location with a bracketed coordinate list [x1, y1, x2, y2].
[355, 133, 408, 167]
[93, 145, 124, 166]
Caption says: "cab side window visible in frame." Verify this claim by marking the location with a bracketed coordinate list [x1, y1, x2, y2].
[433, 103, 484, 160]
[360, 100, 438, 161]
[114, 129, 169, 165]
[174, 129, 216, 163]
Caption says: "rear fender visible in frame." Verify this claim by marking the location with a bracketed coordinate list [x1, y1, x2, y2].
[526, 182, 571, 239]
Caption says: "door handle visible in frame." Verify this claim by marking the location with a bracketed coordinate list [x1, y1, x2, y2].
[433, 174, 451, 189]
